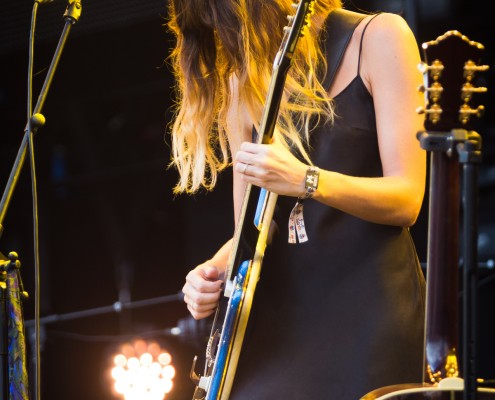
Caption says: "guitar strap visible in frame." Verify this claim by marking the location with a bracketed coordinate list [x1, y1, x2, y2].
[320, 8, 367, 90]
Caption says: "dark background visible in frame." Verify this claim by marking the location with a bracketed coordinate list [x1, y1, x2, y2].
[0, 0, 494, 399]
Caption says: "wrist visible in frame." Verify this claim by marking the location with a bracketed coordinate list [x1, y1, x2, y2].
[289, 165, 320, 244]
[298, 165, 319, 201]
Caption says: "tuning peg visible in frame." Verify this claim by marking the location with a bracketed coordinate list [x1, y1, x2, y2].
[464, 60, 490, 81]
[419, 81, 444, 103]
[461, 82, 488, 103]
[459, 104, 485, 124]
[418, 60, 445, 81]
[417, 104, 443, 124]
[417, 61, 428, 74]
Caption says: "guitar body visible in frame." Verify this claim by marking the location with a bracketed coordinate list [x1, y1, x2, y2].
[206, 191, 278, 400]
[362, 383, 495, 400]
[205, 260, 250, 400]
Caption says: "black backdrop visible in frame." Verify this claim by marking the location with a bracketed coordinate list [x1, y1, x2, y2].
[0, 0, 494, 399]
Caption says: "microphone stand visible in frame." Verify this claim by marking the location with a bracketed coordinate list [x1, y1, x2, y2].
[0, 1, 82, 398]
[458, 131, 482, 400]
[23, 293, 185, 329]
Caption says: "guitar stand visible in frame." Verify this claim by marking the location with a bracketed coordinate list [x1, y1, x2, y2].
[418, 128, 482, 400]
[458, 130, 482, 400]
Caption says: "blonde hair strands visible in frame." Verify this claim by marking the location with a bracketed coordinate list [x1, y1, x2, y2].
[167, 0, 342, 193]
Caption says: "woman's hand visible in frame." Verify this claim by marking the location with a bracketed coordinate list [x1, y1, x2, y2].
[182, 263, 223, 320]
[234, 136, 308, 198]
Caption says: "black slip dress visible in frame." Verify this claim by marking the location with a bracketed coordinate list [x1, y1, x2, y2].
[229, 13, 426, 400]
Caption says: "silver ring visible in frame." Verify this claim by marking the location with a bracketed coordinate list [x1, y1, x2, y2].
[241, 163, 248, 174]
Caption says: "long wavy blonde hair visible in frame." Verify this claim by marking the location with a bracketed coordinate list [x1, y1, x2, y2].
[167, 0, 342, 193]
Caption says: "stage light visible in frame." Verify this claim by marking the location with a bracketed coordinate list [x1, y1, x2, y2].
[108, 339, 176, 400]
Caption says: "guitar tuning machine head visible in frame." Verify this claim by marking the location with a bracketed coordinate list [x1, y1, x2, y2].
[417, 61, 428, 74]
[418, 81, 444, 103]
[416, 104, 443, 125]
[461, 81, 488, 103]
[464, 59, 490, 81]
[418, 60, 445, 80]
[459, 104, 485, 124]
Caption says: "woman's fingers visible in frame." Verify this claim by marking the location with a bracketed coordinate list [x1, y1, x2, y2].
[182, 265, 223, 319]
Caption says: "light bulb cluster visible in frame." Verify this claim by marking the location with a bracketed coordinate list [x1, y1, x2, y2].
[110, 339, 176, 400]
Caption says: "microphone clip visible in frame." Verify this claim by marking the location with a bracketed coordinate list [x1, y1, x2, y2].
[64, 0, 82, 24]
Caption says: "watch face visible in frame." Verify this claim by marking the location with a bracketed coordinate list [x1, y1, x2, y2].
[305, 167, 319, 191]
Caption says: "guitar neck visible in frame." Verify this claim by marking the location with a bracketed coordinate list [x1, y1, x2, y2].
[257, 58, 292, 144]
[223, 0, 316, 285]
[224, 55, 293, 284]
[424, 149, 460, 383]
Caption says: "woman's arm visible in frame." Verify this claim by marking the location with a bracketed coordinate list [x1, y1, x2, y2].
[227, 74, 258, 227]
[182, 74, 254, 320]
[234, 13, 426, 228]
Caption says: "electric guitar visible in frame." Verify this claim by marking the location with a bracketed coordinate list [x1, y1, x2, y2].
[361, 30, 492, 400]
[189, 1, 315, 399]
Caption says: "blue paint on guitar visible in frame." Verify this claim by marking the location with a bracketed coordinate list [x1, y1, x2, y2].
[254, 188, 268, 228]
[206, 260, 250, 399]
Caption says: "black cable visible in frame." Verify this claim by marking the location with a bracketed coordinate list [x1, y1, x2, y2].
[27, 132, 40, 400]
[28, 3, 41, 400]
[28, 4, 37, 121]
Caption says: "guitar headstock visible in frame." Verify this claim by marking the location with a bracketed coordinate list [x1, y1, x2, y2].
[276, 0, 315, 67]
[417, 30, 489, 132]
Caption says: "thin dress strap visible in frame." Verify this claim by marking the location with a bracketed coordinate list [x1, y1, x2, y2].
[320, 9, 366, 91]
[357, 13, 381, 75]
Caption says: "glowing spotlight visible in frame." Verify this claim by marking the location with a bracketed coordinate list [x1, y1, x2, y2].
[109, 339, 176, 400]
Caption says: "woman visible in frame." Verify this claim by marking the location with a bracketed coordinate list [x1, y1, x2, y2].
[168, 0, 427, 398]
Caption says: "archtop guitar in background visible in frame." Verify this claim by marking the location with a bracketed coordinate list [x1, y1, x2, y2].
[361, 30, 493, 400]
[189, 1, 315, 399]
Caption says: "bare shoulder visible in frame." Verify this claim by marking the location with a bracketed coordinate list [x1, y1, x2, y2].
[366, 12, 414, 34]
[358, 12, 421, 92]
[362, 12, 419, 54]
